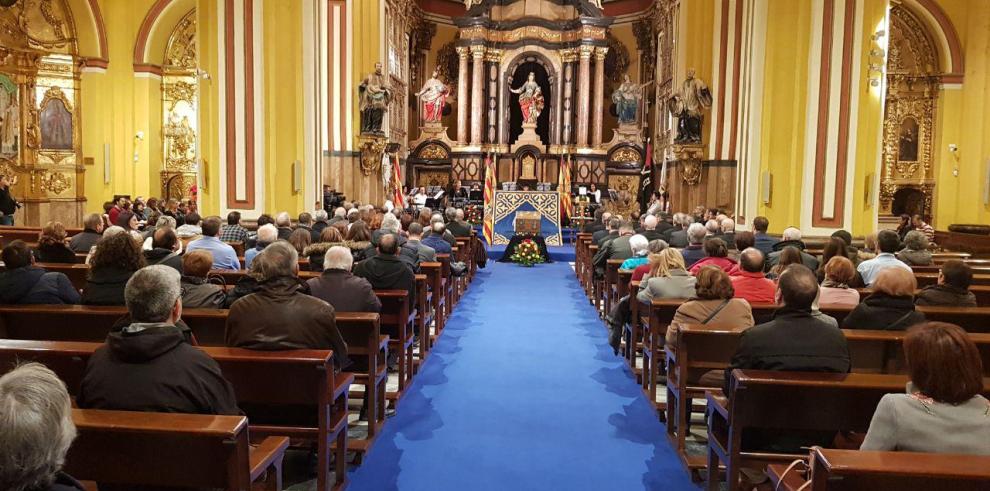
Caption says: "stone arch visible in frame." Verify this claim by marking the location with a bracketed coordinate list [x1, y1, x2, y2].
[133, 0, 197, 75]
[902, 0, 964, 82]
[66, 0, 109, 67]
[500, 49, 561, 146]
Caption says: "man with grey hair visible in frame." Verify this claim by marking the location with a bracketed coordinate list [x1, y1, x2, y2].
[666, 212, 690, 247]
[592, 212, 614, 245]
[447, 208, 473, 237]
[307, 245, 381, 313]
[0, 363, 81, 491]
[311, 208, 330, 242]
[767, 226, 819, 272]
[400, 222, 436, 271]
[594, 221, 636, 277]
[328, 207, 347, 226]
[422, 221, 453, 253]
[77, 265, 240, 415]
[681, 222, 709, 268]
[226, 241, 349, 368]
[275, 212, 293, 240]
[715, 217, 736, 249]
[245, 223, 277, 269]
[70, 212, 105, 252]
[372, 212, 403, 246]
[640, 215, 665, 242]
[355, 234, 416, 310]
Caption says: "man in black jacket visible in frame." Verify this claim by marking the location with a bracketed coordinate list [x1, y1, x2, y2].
[143, 227, 183, 273]
[354, 234, 416, 310]
[0, 174, 18, 225]
[69, 213, 105, 253]
[0, 240, 80, 305]
[592, 213, 615, 245]
[77, 265, 240, 415]
[307, 245, 382, 313]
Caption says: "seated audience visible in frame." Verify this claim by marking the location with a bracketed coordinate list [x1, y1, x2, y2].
[446, 208, 472, 237]
[354, 234, 416, 309]
[895, 213, 913, 242]
[595, 216, 619, 246]
[667, 266, 754, 345]
[767, 227, 819, 271]
[275, 212, 294, 240]
[818, 256, 860, 307]
[307, 245, 382, 313]
[425, 214, 457, 246]
[730, 248, 776, 304]
[304, 226, 348, 273]
[244, 213, 273, 249]
[345, 220, 375, 262]
[631, 240, 668, 282]
[372, 213, 402, 246]
[912, 214, 935, 243]
[0, 240, 79, 305]
[245, 223, 277, 269]
[400, 222, 436, 271]
[311, 209, 330, 242]
[751, 216, 778, 257]
[620, 234, 650, 270]
[295, 212, 314, 238]
[218, 211, 249, 243]
[637, 248, 697, 303]
[186, 216, 241, 271]
[766, 246, 803, 281]
[915, 259, 978, 307]
[729, 231, 755, 263]
[680, 223, 708, 268]
[861, 322, 989, 454]
[143, 227, 183, 273]
[82, 233, 145, 305]
[842, 267, 925, 330]
[69, 213, 104, 252]
[288, 227, 312, 255]
[857, 229, 912, 286]
[830, 229, 860, 264]
[175, 212, 202, 238]
[585, 209, 606, 235]
[714, 217, 735, 248]
[422, 221, 453, 254]
[78, 265, 239, 414]
[0, 363, 83, 491]
[225, 241, 349, 369]
[858, 232, 878, 262]
[639, 215, 665, 243]
[34, 221, 76, 263]
[896, 230, 933, 266]
[688, 237, 736, 274]
[179, 250, 226, 309]
[816, 237, 850, 283]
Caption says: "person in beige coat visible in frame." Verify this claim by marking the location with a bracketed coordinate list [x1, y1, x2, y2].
[666, 265, 755, 345]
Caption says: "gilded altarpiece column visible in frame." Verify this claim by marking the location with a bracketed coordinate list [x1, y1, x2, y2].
[161, 10, 199, 202]
[0, 0, 85, 227]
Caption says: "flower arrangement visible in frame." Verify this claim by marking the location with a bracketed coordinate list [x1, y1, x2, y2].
[510, 238, 544, 267]
[464, 205, 483, 225]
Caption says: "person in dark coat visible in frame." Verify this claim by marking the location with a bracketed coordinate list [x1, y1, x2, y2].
[751, 216, 778, 258]
[766, 227, 819, 272]
[679, 223, 708, 268]
[354, 234, 416, 309]
[81, 232, 146, 306]
[843, 267, 926, 330]
[0, 174, 19, 225]
[0, 240, 79, 305]
[307, 245, 382, 313]
[594, 216, 619, 246]
[179, 250, 226, 309]
[77, 265, 240, 415]
[915, 260, 978, 307]
[225, 241, 350, 369]
[0, 363, 86, 491]
[725, 264, 851, 453]
[34, 221, 77, 264]
[447, 209, 473, 237]
[69, 213, 105, 253]
[142, 227, 183, 273]
[639, 215, 666, 243]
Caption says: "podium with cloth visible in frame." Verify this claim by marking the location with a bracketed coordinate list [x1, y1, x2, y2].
[489, 190, 562, 246]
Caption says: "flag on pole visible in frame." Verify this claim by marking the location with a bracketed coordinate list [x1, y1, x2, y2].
[483, 153, 496, 245]
[559, 154, 573, 220]
[639, 139, 653, 214]
[392, 154, 404, 209]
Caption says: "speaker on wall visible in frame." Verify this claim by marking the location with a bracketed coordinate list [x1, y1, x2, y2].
[293, 160, 302, 193]
[984, 160, 990, 206]
[103, 143, 111, 184]
[864, 173, 875, 208]
[761, 171, 772, 205]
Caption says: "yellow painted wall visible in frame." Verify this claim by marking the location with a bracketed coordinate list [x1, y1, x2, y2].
[754, 0, 812, 233]
[196, 0, 220, 214]
[677, 0, 715, 150]
[351, 0, 382, 149]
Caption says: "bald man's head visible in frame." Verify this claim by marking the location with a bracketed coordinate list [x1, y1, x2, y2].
[739, 248, 764, 273]
[778, 264, 819, 310]
[152, 227, 178, 251]
[378, 234, 398, 255]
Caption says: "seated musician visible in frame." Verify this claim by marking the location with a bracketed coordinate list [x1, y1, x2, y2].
[842, 267, 925, 330]
[77, 265, 240, 415]
[0, 363, 84, 491]
[0, 240, 80, 305]
[307, 246, 382, 313]
[915, 259, 978, 307]
[861, 322, 990, 454]
[725, 264, 850, 454]
[225, 241, 349, 370]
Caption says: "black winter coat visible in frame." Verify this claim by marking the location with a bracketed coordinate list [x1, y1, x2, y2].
[0, 266, 80, 305]
[81, 267, 135, 306]
[841, 293, 926, 330]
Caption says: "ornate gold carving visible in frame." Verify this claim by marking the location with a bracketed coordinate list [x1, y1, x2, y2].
[416, 169, 450, 188]
[460, 25, 607, 45]
[674, 144, 705, 186]
[455, 46, 469, 58]
[38, 170, 69, 195]
[605, 34, 631, 87]
[605, 175, 640, 218]
[594, 46, 609, 60]
[484, 49, 503, 63]
[359, 136, 387, 176]
[0, 0, 75, 53]
[559, 48, 578, 63]
[419, 143, 448, 160]
[470, 45, 486, 57]
[578, 44, 594, 59]
[165, 10, 197, 69]
[521, 154, 537, 179]
[161, 171, 197, 201]
[611, 147, 641, 164]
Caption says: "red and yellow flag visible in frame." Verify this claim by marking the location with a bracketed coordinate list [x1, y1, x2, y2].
[483, 153, 496, 245]
[392, 154, 404, 209]
[559, 154, 573, 220]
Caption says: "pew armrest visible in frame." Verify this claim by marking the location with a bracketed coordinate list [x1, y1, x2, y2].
[248, 436, 290, 481]
[706, 390, 729, 419]
[332, 372, 355, 400]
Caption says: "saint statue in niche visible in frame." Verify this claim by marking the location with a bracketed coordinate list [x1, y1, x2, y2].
[358, 62, 392, 135]
[40, 97, 72, 150]
[612, 74, 653, 126]
[898, 118, 918, 162]
[668, 68, 712, 144]
[415, 67, 449, 124]
[509, 72, 545, 125]
[0, 77, 18, 158]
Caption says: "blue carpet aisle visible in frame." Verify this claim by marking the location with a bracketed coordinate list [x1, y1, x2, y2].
[348, 262, 700, 490]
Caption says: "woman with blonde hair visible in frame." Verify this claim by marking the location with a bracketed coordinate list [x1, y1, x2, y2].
[858, 233, 878, 262]
[637, 247, 697, 303]
[842, 267, 925, 330]
[35, 221, 76, 263]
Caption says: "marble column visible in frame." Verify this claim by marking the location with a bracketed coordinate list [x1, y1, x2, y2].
[592, 46, 609, 147]
[576, 45, 593, 148]
[456, 47, 469, 144]
[470, 45, 486, 145]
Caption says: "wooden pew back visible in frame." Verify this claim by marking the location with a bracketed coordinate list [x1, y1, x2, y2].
[806, 447, 990, 491]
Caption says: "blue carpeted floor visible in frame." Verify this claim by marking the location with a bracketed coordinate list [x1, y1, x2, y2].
[348, 262, 700, 490]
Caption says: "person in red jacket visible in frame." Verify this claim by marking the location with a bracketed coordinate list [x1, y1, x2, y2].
[730, 248, 776, 304]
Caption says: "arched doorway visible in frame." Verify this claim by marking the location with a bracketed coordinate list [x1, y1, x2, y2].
[879, 5, 940, 221]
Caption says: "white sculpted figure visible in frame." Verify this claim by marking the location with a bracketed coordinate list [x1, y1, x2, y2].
[509, 72, 545, 125]
[415, 67, 449, 124]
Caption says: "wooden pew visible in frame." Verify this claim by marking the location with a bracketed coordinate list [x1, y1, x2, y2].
[376, 290, 415, 401]
[665, 325, 990, 474]
[421, 261, 446, 341]
[855, 285, 990, 307]
[781, 447, 990, 490]
[706, 370, 990, 491]
[603, 259, 624, 316]
[911, 264, 990, 275]
[916, 272, 990, 287]
[65, 408, 289, 491]
[0, 339, 353, 491]
[589, 244, 601, 311]
[414, 273, 433, 366]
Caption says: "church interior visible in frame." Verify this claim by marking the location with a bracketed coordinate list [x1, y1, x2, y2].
[1, 0, 990, 490]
